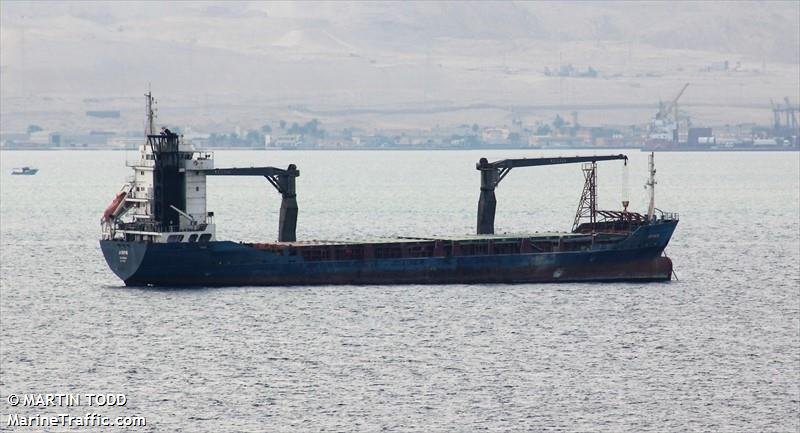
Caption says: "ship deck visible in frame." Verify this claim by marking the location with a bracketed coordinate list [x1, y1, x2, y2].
[252, 231, 606, 246]
[245, 231, 631, 262]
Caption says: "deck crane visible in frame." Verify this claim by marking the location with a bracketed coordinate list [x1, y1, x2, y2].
[475, 154, 628, 235]
[202, 165, 300, 242]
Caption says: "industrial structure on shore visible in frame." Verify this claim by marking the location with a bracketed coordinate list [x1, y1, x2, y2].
[644, 83, 798, 151]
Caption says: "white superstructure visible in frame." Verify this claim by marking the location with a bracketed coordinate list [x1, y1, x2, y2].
[101, 92, 216, 243]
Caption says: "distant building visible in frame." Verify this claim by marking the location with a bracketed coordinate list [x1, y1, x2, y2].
[28, 130, 52, 144]
[482, 128, 509, 143]
[0, 132, 29, 142]
[272, 134, 302, 148]
[183, 132, 210, 148]
[108, 137, 142, 150]
[62, 133, 112, 147]
[688, 127, 713, 146]
[16, 131, 62, 147]
[318, 137, 358, 149]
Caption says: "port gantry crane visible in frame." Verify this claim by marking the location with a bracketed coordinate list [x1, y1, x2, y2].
[652, 83, 690, 144]
[770, 97, 799, 135]
[476, 154, 628, 235]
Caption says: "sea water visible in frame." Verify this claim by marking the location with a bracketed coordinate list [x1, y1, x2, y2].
[1, 150, 798, 432]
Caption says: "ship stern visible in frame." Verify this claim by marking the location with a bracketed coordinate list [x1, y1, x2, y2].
[100, 240, 148, 285]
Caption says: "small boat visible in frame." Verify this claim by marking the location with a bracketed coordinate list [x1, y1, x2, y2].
[11, 166, 38, 175]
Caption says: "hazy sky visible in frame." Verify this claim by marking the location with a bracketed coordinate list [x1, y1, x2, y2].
[1, 1, 798, 128]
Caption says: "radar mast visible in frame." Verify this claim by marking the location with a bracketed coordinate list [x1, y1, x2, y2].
[145, 90, 156, 136]
[646, 152, 657, 220]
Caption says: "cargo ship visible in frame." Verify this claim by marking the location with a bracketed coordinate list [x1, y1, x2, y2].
[100, 93, 678, 286]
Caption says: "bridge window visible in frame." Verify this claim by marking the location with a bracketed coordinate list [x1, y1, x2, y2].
[167, 235, 184, 243]
[188, 234, 198, 242]
[199, 234, 212, 243]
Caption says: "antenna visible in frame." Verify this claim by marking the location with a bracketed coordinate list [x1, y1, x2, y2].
[145, 89, 156, 136]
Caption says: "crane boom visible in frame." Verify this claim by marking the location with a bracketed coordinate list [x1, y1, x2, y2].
[664, 82, 690, 118]
[476, 154, 628, 234]
[202, 165, 300, 242]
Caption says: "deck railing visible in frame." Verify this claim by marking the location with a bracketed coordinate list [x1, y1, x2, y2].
[115, 221, 208, 233]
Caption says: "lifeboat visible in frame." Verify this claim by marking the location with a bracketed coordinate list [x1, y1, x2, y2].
[102, 190, 128, 222]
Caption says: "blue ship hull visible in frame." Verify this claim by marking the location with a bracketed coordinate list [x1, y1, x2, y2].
[100, 221, 677, 287]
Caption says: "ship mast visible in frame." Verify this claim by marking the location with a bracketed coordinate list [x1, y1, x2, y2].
[572, 162, 597, 233]
[646, 152, 656, 220]
[145, 90, 156, 136]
